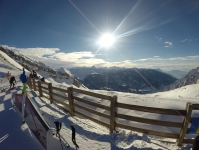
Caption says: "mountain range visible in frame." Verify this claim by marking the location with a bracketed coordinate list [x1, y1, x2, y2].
[79, 68, 177, 93]
[1, 45, 198, 94]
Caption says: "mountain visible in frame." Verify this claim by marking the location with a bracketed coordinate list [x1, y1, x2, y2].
[164, 67, 199, 91]
[0, 46, 83, 88]
[81, 68, 177, 94]
[69, 66, 123, 79]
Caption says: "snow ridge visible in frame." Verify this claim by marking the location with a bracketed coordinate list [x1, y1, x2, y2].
[164, 67, 199, 91]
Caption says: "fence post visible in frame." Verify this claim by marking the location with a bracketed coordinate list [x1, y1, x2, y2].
[30, 78, 33, 89]
[110, 95, 117, 133]
[68, 87, 74, 115]
[177, 102, 192, 146]
[33, 79, 36, 91]
[28, 78, 32, 89]
[48, 83, 53, 103]
[38, 81, 43, 97]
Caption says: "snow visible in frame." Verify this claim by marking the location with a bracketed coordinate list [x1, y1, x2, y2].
[0, 51, 198, 150]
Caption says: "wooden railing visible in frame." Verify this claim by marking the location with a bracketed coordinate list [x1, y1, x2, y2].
[28, 78, 198, 146]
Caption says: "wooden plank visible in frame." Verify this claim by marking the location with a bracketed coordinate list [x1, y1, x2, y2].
[192, 104, 199, 110]
[73, 96, 110, 111]
[73, 88, 113, 101]
[52, 86, 68, 93]
[116, 123, 179, 139]
[182, 139, 195, 144]
[52, 92, 68, 100]
[68, 87, 74, 115]
[53, 98, 69, 107]
[43, 95, 50, 100]
[74, 103, 110, 119]
[48, 83, 53, 103]
[41, 86, 48, 91]
[177, 103, 192, 146]
[74, 110, 110, 128]
[117, 102, 186, 116]
[110, 96, 117, 133]
[42, 89, 49, 95]
[41, 82, 49, 85]
[33, 79, 36, 91]
[116, 113, 183, 128]
[38, 81, 42, 97]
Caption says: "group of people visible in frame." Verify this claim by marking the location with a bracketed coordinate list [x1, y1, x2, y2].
[54, 121, 79, 149]
[29, 69, 45, 82]
[8, 68, 45, 92]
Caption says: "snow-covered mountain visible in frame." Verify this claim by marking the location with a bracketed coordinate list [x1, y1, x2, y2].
[0, 46, 83, 88]
[69, 66, 123, 80]
[164, 67, 199, 91]
[80, 68, 177, 93]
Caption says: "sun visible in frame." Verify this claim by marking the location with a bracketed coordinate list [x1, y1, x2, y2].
[99, 33, 115, 48]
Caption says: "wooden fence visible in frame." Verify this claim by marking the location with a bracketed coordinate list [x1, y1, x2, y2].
[28, 78, 198, 146]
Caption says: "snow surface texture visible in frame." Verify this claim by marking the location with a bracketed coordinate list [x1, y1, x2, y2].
[0, 50, 198, 150]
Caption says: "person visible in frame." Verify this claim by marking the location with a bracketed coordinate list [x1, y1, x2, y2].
[29, 73, 33, 78]
[71, 124, 79, 149]
[192, 135, 199, 150]
[32, 70, 38, 78]
[9, 75, 16, 89]
[54, 121, 62, 136]
[20, 69, 27, 93]
[40, 77, 45, 82]
[7, 71, 11, 76]
[6, 71, 11, 80]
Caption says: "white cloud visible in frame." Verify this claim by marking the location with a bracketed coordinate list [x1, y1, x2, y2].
[155, 36, 162, 41]
[164, 41, 173, 48]
[1, 45, 198, 71]
[181, 39, 188, 42]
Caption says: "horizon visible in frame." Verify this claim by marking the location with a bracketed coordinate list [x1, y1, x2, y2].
[0, 0, 199, 71]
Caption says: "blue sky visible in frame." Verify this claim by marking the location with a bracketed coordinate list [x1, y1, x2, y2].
[0, 0, 199, 71]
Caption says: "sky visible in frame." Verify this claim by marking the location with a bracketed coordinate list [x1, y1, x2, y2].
[0, 0, 199, 71]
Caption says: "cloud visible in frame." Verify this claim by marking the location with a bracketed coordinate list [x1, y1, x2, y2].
[181, 39, 188, 42]
[164, 41, 173, 48]
[49, 51, 95, 61]
[155, 36, 162, 41]
[181, 39, 194, 42]
[1, 45, 199, 71]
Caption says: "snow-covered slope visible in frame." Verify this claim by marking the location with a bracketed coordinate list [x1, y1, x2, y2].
[164, 67, 199, 91]
[0, 46, 84, 89]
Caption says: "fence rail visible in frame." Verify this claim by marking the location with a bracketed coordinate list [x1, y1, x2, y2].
[28, 78, 198, 146]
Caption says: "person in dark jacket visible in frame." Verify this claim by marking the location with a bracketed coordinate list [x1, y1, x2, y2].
[9, 75, 16, 89]
[20, 70, 27, 93]
[192, 135, 199, 150]
[40, 77, 45, 82]
[71, 125, 79, 149]
[29, 73, 33, 78]
[54, 121, 62, 136]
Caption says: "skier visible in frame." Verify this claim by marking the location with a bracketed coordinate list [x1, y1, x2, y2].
[6, 71, 11, 80]
[32, 70, 38, 78]
[9, 75, 16, 89]
[40, 77, 45, 82]
[54, 121, 62, 136]
[71, 124, 79, 149]
[192, 135, 199, 150]
[29, 73, 33, 78]
[20, 68, 28, 93]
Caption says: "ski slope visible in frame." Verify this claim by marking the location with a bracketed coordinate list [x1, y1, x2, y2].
[0, 52, 198, 150]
